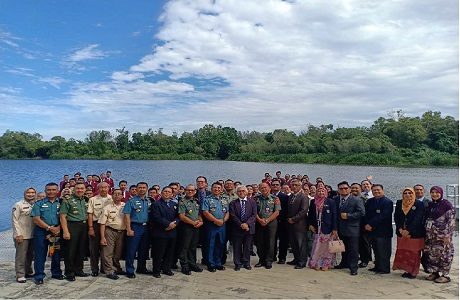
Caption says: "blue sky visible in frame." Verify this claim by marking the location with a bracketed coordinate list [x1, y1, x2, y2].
[1, 0, 458, 139]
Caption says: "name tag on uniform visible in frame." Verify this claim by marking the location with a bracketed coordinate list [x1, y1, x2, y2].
[265, 207, 270, 212]
[211, 208, 216, 212]
[412, 206, 416, 211]
[326, 209, 330, 213]
[222, 208, 227, 213]
[376, 209, 381, 213]
[135, 209, 141, 213]
[42, 204, 49, 208]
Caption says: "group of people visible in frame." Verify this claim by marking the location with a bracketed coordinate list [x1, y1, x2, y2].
[11, 171, 455, 286]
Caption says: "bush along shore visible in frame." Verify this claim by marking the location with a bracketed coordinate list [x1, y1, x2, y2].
[1, 111, 458, 167]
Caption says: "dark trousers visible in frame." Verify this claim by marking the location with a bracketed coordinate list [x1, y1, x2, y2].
[89, 222, 102, 272]
[274, 221, 289, 261]
[199, 225, 208, 265]
[125, 223, 148, 274]
[179, 225, 200, 269]
[152, 237, 176, 275]
[64, 221, 87, 277]
[232, 233, 253, 267]
[255, 220, 278, 265]
[339, 236, 360, 272]
[370, 237, 391, 273]
[206, 223, 226, 268]
[33, 228, 62, 281]
[221, 224, 231, 264]
[359, 231, 372, 264]
[289, 228, 307, 266]
[306, 231, 314, 258]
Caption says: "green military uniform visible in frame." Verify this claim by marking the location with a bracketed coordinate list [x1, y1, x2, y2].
[178, 197, 201, 271]
[60, 195, 89, 278]
[254, 194, 281, 267]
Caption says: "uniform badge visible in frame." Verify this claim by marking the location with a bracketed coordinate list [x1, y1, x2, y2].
[411, 206, 416, 210]
[376, 209, 381, 213]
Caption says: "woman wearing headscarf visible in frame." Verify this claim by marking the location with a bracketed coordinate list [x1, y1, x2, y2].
[423, 186, 455, 283]
[12, 187, 37, 283]
[307, 186, 338, 271]
[392, 187, 425, 279]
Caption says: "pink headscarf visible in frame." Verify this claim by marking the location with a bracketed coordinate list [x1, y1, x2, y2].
[314, 186, 327, 211]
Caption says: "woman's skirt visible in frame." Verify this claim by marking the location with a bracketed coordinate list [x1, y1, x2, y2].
[308, 233, 336, 269]
[392, 237, 425, 276]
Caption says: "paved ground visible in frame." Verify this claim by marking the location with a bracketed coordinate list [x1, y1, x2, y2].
[0, 229, 458, 299]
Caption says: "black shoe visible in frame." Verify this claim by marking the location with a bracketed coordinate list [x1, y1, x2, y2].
[287, 260, 297, 265]
[75, 272, 90, 277]
[25, 274, 34, 278]
[190, 266, 203, 272]
[208, 267, 216, 272]
[106, 273, 119, 280]
[34, 279, 44, 285]
[294, 264, 305, 269]
[216, 266, 226, 271]
[351, 271, 358, 276]
[406, 273, 416, 279]
[250, 251, 257, 256]
[265, 264, 272, 269]
[152, 273, 161, 278]
[162, 271, 174, 276]
[358, 262, 368, 268]
[402, 272, 409, 278]
[66, 276, 76, 282]
[234, 266, 241, 271]
[255, 262, 264, 268]
[91, 271, 99, 277]
[334, 265, 346, 269]
[100, 268, 105, 274]
[116, 270, 126, 275]
[375, 270, 390, 274]
[136, 269, 152, 274]
[243, 265, 252, 270]
[369, 267, 378, 272]
[126, 273, 136, 279]
[51, 274, 66, 280]
[277, 259, 286, 264]
[181, 268, 191, 275]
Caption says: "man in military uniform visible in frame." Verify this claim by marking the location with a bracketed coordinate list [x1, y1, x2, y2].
[254, 182, 281, 269]
[202, 182, 229, 272]
[222, 179, 236, 265]
[60, 182, 90, 281]
[178, 184, 204, 275]
[87, 181, 112, 276]
[196, 176, 211, 266]
[12, 187, 36, 283]
[123, 182, 150, 278]
[31, 183, 65, 284]
[99, 189, 126, 280]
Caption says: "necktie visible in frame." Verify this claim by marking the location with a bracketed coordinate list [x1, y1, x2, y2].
[241, 200, 246, 220]
[340, 197, 346, 207]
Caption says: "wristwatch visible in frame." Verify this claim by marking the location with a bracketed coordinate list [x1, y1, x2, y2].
[46, 225, 51, 231]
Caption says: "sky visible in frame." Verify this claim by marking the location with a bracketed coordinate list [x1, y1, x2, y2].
[0, 0, 458, 140]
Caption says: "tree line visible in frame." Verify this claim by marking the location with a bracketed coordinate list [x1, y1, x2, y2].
[0, 111, 458, 166]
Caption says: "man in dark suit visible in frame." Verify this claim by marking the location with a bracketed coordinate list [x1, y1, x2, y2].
[149, 186, 180, 278]
[364, 184, 394, 274]
[229, 186, 257, 271]
[335, 181, 365, 275]
[271, 179, 290, 264]
[287, 179, 309, 269]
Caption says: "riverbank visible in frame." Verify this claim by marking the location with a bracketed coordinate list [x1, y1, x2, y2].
[0, 229, 458, 299]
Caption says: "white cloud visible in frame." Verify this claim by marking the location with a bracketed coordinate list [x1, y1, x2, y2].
[36, 76, 66, 89]
[68, 44, 107, 62]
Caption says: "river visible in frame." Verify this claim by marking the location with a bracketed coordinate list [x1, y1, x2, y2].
[0, 160, 458, 232]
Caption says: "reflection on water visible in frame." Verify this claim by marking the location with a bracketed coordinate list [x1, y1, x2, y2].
[0, 160, 458, 231]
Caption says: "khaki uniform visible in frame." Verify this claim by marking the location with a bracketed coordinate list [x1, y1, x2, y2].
[99, 202, 126, 274]
[254, 194, 281, 266]
[178, 197, 201, 270]
[87, 195, 112, 273]
[12, 200, 34, 278]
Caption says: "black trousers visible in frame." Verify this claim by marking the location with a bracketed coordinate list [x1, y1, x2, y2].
[339, 235, 360, 272]
[88, 222, 102, 272]
[152, 237, 176, 274]
[369, 237, 391, 273]
[274, 221, 289, 261]
[255, 220, 278, 265]
[199, 225, 208, 265]
[359, 231, 372, 264]
[232, 234, 253, 267]
[179, 225, 200, 269]
[64, 221, 87, 276]
[288, 228, 307, 266]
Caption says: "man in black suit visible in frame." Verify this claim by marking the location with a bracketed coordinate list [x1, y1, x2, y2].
[149, 186, 180, 278]
[335, 181, 365, 275]
[229, 186, 257, 271]
[271, 179, 290, 264]
[287, 179, 309, 269]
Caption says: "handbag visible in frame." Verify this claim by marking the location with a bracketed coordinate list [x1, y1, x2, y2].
[328, 238, 345, 254]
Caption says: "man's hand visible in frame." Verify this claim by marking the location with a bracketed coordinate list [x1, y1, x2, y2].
[309, 225, 316, 233]
[340, 212, 348, 220]
[88, 227, 95, 237]
[241, 223, 249, 231]
[127, 229, 135, 237]
[15, 235, 24, 243]
[49, 226, 60, 236]
[364, 224, 372, 231]
[288, 218, 294, 224]
[63, 232, 71, 240]
[100, 237, 108, 246]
